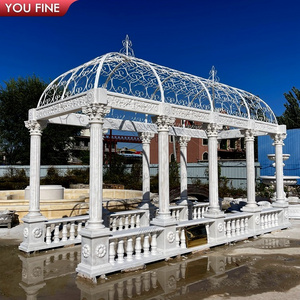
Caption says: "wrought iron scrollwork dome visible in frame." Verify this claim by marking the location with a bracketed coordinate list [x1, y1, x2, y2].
[38, 52, 277, 124]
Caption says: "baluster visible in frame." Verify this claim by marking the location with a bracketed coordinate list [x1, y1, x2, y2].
[271, 213, 275, 227]
[201, 207, 205, 218]
[112, 218, 117, 232]
[46, 226, 51, 244]
[268, 214, 272, 228]
[245, 217, 249, 233]
[180, 228, 186, 248]
[118, 217, 124, 231]
[226, 220, 231, 238]
[240, 218, 245, 235]
[136, 214, 140, 228]
[175, 229, 180, 247]
[77, 222, 82, 240]
[124, 216, 129, 230]
[135, 236, 142, 259]
[151, 232, 157, 255]
[117, 240, 125, 263]
[231, 219, 236, 237]
[236, 219, 241, 236]
[126, 238, 133, 261]
[54, 224, 60, 243]
[130, 215, 135, 228]
[126, 278, 133, 298]
[109, 241, 116, 264]
[69, 222, 75, 241]
[143, 234, 150, 257]
[275, 213, 279, 226]
[193, 207, 197, 220]
[62, 223, 68, 242]
[176, 209, 180, 221]
[260, 215, 264, 229]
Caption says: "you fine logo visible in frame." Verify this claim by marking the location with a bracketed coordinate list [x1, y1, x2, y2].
[0, 0, 77, 16]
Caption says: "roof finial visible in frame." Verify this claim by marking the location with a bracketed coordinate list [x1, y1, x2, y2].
[209, 66, 219, 83]
[120, 35, 135, 57]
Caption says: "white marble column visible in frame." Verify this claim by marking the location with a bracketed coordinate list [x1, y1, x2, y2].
[139, 131, 155, 207]
[153, 115, 175, 224]
[82, 103, 110, 229]
[24, 120, 45, 218]
[272, 133, 287, 205]
[179, 136, 191, 203]
[205, 123, 223, 216]
[242, 129, 260, 212]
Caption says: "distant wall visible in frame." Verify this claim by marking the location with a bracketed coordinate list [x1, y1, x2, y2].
[258, 129, 300, 184]
[0, 160, 260, 190]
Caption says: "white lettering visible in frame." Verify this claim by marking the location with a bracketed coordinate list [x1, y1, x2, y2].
[35, 3, 60, 13]
[5, 3, 12, 13]
[6, 3, 31, 13]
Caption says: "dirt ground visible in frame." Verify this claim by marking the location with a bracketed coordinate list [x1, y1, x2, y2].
[1, 220, 300, 299]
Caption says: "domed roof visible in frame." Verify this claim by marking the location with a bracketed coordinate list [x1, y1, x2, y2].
[38, 52, 277, 124]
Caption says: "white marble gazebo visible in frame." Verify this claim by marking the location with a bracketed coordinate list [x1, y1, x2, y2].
[19, 38, 289, 281]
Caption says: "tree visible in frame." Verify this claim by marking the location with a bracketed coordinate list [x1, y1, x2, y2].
[0, 76, 80, 165]
[277, 87, 300, 129]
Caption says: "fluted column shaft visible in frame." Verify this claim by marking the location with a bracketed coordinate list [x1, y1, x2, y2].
[156, 115, 175, 220]
[140, 132, 154, 205]
[83, 103, 110, 229]
[206, 123, 221, 215]
[244, 129, 257, 209]
[25, 120, 44, 218]
[273, 133, 286, 204]
[179, 136, 191, 202]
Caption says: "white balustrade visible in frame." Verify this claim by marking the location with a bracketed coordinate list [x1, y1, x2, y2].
[109, 210, 147, 231]
[170, 205, 184, 221]
[192, 203, 209, 219]
[260, 211, 279, 230]
[224, 214, 250, 239]
[44, 215, 88, 249]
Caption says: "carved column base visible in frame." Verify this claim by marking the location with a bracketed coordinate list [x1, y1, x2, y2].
[76, 228, 111, 282]
[19, 215, 47, 253]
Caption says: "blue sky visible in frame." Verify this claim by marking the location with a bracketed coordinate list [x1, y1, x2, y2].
[1, 0, 300, 121]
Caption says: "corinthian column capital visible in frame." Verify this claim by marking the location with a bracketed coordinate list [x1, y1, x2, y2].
[140, 131, 155, 144]
[206, 123, 218, 137]
[82, 103, 110, 123]
[242, 129, 255, 142]
[179, 136, 191, 147]
[25, 120, 46, 135]
[271, 133, 286, 146]
[155, 115, 175, 131]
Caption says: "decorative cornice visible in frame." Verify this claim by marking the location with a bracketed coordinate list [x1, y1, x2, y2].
[82, 104, 110, 123]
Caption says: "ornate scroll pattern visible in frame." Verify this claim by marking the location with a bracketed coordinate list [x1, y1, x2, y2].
[37, 52, 277, 125]
[82, 104, 110, 123]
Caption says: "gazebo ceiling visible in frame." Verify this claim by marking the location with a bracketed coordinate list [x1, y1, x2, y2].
[38, 52, 277, 124]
